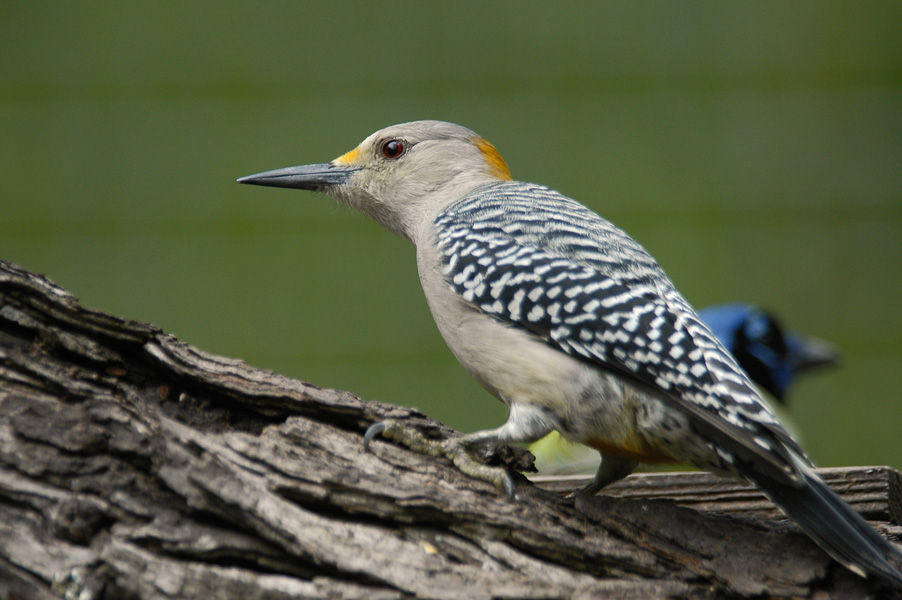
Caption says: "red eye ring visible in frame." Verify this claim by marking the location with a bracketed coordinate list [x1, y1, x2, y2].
[381, 139, 406, 160]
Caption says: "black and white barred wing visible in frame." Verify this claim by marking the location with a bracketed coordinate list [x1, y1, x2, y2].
[436, 182, 806, 483]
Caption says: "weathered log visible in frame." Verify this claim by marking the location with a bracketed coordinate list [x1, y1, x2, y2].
[1, 259, 900, 599]
[533, 466, 902, 523]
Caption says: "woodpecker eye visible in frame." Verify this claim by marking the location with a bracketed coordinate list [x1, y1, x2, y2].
[381, 139, 406, 160]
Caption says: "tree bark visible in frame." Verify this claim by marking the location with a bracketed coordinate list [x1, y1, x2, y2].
[1, 259, 899, 599]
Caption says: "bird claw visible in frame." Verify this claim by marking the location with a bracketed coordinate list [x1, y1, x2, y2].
[501, 471, 517, 500]
[567, 479, 603, 499]
[565, 482, 598, 500]
[363, 421, 387, 452]
[363, 419, 518, 499]
[565, 454, 639, 499]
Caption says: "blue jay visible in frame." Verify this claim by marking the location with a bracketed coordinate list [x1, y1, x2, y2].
[699, 303, 840, 404]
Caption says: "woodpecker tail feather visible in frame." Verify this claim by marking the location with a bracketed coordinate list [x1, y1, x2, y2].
[746, 457, 902, 589]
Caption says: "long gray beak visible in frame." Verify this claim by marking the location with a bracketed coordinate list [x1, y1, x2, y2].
[237, 163, 358, 190]
[790, 333, 842, 373]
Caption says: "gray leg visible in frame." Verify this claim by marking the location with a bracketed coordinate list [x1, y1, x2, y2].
[574, 452, 639, 496]
[364, 402, 556, 498]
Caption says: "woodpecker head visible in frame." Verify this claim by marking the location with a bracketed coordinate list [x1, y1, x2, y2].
[238, 120, 512, 241]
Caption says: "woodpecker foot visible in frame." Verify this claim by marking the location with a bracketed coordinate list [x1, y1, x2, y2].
[364, 419, 518, 499]
[566, 453, 639, 498]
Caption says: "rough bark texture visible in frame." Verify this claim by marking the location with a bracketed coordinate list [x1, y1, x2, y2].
[1, 259, 900, 600]
[534, 466, 902, 522]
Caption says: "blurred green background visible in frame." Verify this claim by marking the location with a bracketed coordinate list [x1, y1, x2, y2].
[2, 2, 900, 470]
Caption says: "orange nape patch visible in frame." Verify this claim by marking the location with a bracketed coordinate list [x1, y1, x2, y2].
[474, 137, 513, 181]
[334, 146, 362, 165]
[585, 437, 680, 465]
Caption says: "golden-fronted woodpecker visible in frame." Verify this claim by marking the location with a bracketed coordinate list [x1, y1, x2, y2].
[239, 120, 902, 588]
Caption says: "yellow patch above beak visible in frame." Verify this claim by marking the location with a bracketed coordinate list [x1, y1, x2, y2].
[334, 146, 362, 165]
